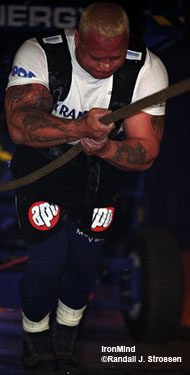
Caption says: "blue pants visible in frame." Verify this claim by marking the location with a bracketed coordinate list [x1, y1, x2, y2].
[20, 217, 104, 322]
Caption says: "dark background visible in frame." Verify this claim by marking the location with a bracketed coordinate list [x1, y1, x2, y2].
[0, 2, 189, 372]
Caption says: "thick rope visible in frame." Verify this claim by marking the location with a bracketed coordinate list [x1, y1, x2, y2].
[0, 78, 189, 193]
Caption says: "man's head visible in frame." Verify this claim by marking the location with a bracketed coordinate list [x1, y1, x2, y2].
[75, 2, 129, 79]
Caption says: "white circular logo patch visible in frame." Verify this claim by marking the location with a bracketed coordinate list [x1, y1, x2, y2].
[28, 201, 60, 231]
[91, 207, 114, 232]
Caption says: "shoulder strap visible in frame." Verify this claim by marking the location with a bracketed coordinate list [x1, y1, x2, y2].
[110, 37, 147, 110]
[108, 37, 147, 139]
[37, 31, 72, 103]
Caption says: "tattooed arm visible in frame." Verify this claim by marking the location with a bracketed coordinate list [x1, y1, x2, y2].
[82, 111, 165, 172]
[5, 83, 114, 148]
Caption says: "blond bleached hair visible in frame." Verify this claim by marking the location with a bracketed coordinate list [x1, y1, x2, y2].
[78, 2, 130, 40]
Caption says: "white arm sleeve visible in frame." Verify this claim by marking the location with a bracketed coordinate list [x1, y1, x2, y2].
[131, 49, 169, 115]
[7, 38, 49, 90]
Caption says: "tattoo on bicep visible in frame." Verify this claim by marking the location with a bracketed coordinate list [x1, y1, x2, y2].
[115, 142, 146, 165]
[7, 85, 33, 109]
[7, 84, 53, 112]
[151, 116, 164, 135]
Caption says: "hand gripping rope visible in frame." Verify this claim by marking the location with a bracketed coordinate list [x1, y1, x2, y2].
[0, 78, 189, 193]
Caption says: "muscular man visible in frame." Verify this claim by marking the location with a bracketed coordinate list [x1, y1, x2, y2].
[5, 2, 168, 373]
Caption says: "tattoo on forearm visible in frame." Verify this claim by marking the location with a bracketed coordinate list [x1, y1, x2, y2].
[19, 108, 72, 133]
[27, 134, 76, 144]
[115, 142, 146, 165]
[151, 116, 164, 135]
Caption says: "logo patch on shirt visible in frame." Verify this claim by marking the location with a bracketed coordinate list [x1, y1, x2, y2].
[43, 35, 63, 44]
[91, 207, 114, 232]
[11, 65, 36, 78]
[126, 49, 142, 61]
[28, 201, 60, 230]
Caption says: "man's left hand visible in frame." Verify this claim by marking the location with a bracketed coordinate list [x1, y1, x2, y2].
[81, 136, 109, 155]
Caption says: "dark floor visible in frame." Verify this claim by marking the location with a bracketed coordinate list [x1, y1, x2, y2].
[0, 302, 190, 375]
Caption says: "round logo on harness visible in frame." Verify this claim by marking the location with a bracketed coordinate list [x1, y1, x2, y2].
[91, 207, 114, 232]
[28, 201, 60, 231]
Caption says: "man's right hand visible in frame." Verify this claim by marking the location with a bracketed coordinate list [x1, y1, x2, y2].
[75, 108, 115, 140]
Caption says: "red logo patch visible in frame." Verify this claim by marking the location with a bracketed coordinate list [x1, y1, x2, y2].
[91, 207, 114, 232]
[28, 201, 60, 231]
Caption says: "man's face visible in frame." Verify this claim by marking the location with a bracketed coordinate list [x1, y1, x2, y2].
[75, 29, 128, 79]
